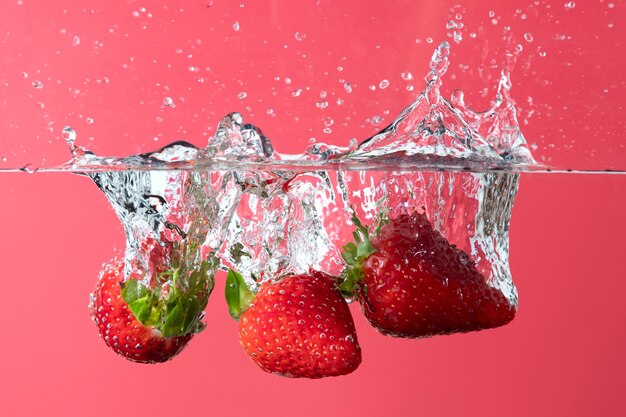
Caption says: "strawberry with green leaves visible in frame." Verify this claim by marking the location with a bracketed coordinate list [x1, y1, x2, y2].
[341, 211, 515, 338]
[226, 270, 361, 378]
[89, 237, 215, 363]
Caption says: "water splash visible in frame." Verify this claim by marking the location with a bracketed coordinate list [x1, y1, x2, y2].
[47, 44, 532, 306]
[61, 42, 537, 174]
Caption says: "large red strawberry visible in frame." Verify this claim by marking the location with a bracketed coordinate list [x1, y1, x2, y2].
[226, 270, 361, 378]
[89, 238, 215, 363]
[340, 211, 515, 338]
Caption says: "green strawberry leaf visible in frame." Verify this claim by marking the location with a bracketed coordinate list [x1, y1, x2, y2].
[225, 269, 255, 320]
[122, 280, 163, 327]
[341, 242, 358, 265]
[122, 242, 217, 338]
[338, 211, 379, 298]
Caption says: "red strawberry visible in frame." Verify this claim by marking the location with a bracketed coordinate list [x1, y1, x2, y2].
[226, 270, 362, 378]
[341, 211, 515, 338]
[89, 238, 215, 363]
[89, 261, 192, 363]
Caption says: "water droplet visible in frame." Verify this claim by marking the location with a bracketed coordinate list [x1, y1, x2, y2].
[284, 77, 292, 85]
[488, 10, 495, 17]
[426, 37, 433, 44]
[343, 82, 352, 93]
[564, 1, 576, 10]
[324, 117, 334, 127]
[232, 21, 240, 31]
[401, 71, 413, 81]
[379, 79, 390, 89]
[446, 20, 456, 30]
[469, 32, 477, 38]
[368, 85, 376, 91]
[539, 51, 547, 57]
[156, 116, 164, 123]
[316, 100, 328, 109]
[86, 117, 94, 124]
[237, 91, 247, 99]
[62, 126, 76, 151]
[524, 32, 534, 42]
[292, 88, 302, 97]
[72, 36, 80, 46]
[32, 80, 43, 89]
[323, 127, 331, 134]
[371, 115, 383, 126]
[319, 91, 327, 99]
[294, 32, 305, 41]
[266, 108, 275, 117]
[1, 157, 7, 162]
[406, 85, 414, 91]
[163, 97, 174, 107]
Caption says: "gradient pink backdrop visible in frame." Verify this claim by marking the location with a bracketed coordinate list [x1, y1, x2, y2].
[1, 1, 625, 416]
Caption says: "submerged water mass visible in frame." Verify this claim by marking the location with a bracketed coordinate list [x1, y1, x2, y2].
[82, 43, 527, 370]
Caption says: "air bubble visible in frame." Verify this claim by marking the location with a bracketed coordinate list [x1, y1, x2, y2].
[371, 115, 383, 126]
[163, 97, 174, 107]
[294, 32, 305, 41]
[343, 82, 352, 93]
[237, 91, 247, 99]
[72, 36, 80, 46]
[379, 79, 390, 89]
[524, 33, 534, 43]
[32, 80, 43, 89]
[401, 71, 413, 81]
[564, 1, 575, 10]
[232, 21, 240, 31]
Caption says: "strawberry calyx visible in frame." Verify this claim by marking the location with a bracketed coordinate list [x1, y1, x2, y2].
[121, 239, 216, 338]
[225, 269, 256, 320]
[339, 213, 377, 298]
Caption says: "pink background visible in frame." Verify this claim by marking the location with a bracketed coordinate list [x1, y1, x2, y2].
[1, 1, 625, 416]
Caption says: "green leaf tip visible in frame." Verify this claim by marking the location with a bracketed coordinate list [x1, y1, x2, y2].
[225, 269, 255, 321]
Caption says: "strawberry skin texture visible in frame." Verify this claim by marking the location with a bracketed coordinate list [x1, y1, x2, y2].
[239, 272, 361, 378]
[89, 262, 192, 364]
[361, 213, 515, 338]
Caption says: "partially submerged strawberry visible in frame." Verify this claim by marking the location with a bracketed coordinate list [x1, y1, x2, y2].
[89, 238, 215, 363]
[226, 270, 362, 378]
[341, 211, 515, 338]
